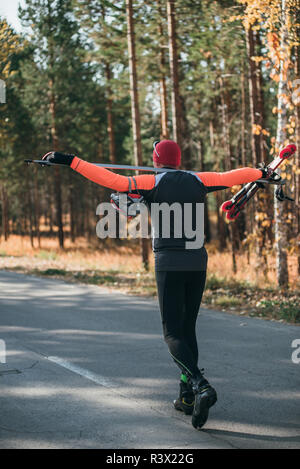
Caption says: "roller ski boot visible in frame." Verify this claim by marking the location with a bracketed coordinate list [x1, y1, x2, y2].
[173, 374, 195, 415]
[221, 144, 296, 221]
[190, 372, 217, 430]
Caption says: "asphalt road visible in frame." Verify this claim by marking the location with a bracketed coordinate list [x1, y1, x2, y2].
[0, 270, 299, 449]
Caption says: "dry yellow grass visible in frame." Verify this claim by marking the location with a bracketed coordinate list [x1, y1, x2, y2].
[206, 248, 299, 289]
[1, 235, 299, 323]
[0, 235, 299, 289]
[0, 235, 148, 273]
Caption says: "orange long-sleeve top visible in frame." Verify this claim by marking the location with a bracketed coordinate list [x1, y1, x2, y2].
[71, 156, 263, 192]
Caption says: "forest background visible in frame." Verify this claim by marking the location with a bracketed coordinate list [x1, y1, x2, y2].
[0, 0, 299, 322]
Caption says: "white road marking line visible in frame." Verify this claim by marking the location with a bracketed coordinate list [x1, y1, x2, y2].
[47, 356, 114, 388]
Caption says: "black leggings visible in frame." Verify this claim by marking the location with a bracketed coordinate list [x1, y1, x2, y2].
[155, 270, 206, 378]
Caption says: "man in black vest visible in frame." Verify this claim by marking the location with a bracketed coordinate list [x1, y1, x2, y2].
[42, 140, 265, 429]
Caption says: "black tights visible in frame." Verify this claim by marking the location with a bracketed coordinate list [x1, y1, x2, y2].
[156, 270, 206, 378]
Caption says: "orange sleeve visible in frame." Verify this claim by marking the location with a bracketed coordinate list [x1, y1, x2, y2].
[197, 168, 263, 188]
[133, 174, 156, 191]
[71, 157, 155, 192]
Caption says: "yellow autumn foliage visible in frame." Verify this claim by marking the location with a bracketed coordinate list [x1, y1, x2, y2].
[0, 18, 22, 80]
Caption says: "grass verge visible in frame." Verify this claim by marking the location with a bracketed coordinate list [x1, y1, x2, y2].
[3, 264, 299, 324]
[204, 274, 300, 324]
[0, 236, 299, 324]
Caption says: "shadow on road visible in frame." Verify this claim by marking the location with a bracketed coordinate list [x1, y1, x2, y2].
[0, 271, 300, 448]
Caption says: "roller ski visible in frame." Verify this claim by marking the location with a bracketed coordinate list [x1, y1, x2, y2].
[174, 372, 217, 430]
[190, 373, 217, 430]
[221, 144, 296, 220]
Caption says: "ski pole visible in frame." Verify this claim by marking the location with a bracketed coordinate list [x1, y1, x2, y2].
[23, 159, 286, 184]
[24, 160, 183, 173]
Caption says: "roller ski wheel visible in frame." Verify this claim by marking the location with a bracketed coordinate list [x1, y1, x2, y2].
[226, 208, 240, 220]
[221, 200, 234, 212]
[280, 144, 296, 159]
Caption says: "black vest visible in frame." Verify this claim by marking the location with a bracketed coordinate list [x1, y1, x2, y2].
[142, 171, 207, 252]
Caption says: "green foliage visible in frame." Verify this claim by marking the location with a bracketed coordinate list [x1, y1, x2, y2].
[0, 0, 297, 287]
[256, 299, 300, 323]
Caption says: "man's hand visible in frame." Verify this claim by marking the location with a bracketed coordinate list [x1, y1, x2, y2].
[258, 163, 281, 182]
[42, 151, 75, 166]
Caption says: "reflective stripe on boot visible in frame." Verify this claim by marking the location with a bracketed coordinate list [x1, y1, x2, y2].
[173, 381, 195, 415]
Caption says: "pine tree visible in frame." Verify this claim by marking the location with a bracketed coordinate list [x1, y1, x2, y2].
[274, 0, 289, 287]
[167, 0, 182, 151]
[126, 0, 149, 270]
[20, 0, 106, 247]
[0, 19, 23, 241]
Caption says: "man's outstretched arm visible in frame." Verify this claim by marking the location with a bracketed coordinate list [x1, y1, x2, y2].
[42, 152, 156, 192]
[197, 168, 263, 193]
[71, 157, 156, 191]
[41, 152, 263, 193]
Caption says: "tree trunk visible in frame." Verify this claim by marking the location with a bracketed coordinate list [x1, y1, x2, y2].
[197, 140, 211, 243]
[209, 99, 227, 250]
[295, 40, 300, 275]
[69, 173, 76, 243]
[159, 72, 169, 139]
[240, 63, 252, 259]
[256, 31, 267, 162]
[219, 76, 237, 273]
[47, 178, 54, 236]
[101, 6, 116, 164]
[25, 174, 34, 247]
[1, 186, 9, 241]
[157, 1, 169, 140]
[241, 63, 247, 167]
[126, 0, 142, 167]
[33, 167, 41, 248]
[274, 0, 289, 287]
[246, 26, 264, 166]
[105, 63, 117, 164]
[167, 0, 182, 149]
[215, 191, 228, 251]
[246, 26, 271, 276]
[49, 79, 64, 249]
[47, 0, 64, 249]
[126, 0, 149, 270]
[209, 120, 215, 148]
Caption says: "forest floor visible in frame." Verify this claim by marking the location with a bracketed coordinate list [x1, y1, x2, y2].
[0, 235, 299, 324]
